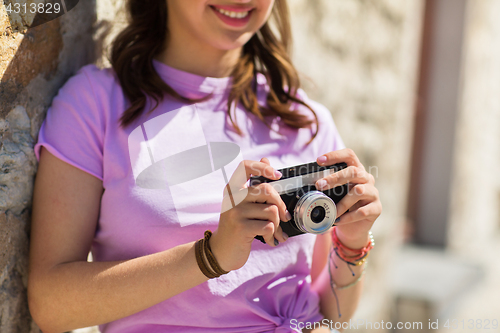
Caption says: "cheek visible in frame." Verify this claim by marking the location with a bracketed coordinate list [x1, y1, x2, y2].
[185, 0, 275, 50]
[257, 0, 275, 22]
[245, 0, 274, 35]
[173, 4, 218, 42]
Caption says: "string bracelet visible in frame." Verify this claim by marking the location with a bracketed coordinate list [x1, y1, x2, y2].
[329, 254, 368, 291]
[195, 230, 230, 279]
[332, 247, 370, 268]
[331, 226, 374, 264]
[328, 227, 375, 318]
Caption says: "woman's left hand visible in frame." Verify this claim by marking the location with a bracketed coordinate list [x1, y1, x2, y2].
[315, 148, 382, 249]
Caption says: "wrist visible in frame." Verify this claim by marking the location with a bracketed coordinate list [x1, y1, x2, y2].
[194, 230, 230, 279]
[208, 231, 230, 271]
[334, 228, 371, 250]
[330, 227, 373, 269]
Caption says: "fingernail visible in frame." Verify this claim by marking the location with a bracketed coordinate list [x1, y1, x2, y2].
[283, 232, 289, 241]
[316, 179, 327, 189]
[285, 210, 292, 221]
[274, 238, 279, 246]
[318, 156, 327, 164]
[274, 170, 283, 179]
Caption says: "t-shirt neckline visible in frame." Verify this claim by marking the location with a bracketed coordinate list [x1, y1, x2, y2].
[152, 58, 233, 95]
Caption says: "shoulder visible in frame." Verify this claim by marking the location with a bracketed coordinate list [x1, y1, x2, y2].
[77, 63, 118, 83]
[41, 65, 121, 148]
[295, 88, 336, 129]
[50, 64, 124, 125]
[295, 88, 346, 152]
[61, 64, 120, 99]
[255, 73, 343, 145]
[255, 73, 334, 125]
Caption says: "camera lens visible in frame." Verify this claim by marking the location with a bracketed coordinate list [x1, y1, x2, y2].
[294, 190, 337, 234]
[310, 206, 326, 223]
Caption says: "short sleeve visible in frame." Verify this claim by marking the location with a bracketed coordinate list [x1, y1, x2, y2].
[296, 88, 346, 154]
[34, 65, 105, 180]
[313, 100, 346, 153]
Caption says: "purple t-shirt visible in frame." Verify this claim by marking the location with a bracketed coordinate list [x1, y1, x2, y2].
[34, 59, 345, 333]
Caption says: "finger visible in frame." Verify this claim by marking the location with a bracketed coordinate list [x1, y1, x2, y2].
[227, 160, 282, 190]
[275, 224, 288, 243]
[334, 184, 379, 217]
[260, 157, 271, 166]
[252, 204, 288, 243]
[317, 148, 364, 169]
[334, 201, 382, 226]
[238, 195, 288, 245]
[247, 184, 291, 222]
[315, 166, 370, 191]
[238, 218, 276, 246]
[246, 160, 282, 180]
[241, 203, 280, 223]
[223, 160, 282, 212]
[251, 219, 278, 247]
[367, 172, 376, 185]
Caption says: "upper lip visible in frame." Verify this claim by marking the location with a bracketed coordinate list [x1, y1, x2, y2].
[210, 4, 255, 12]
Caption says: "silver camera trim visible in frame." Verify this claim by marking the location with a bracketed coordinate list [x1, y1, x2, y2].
[294, 191, 337, 234]
[264, 169, 338, 195]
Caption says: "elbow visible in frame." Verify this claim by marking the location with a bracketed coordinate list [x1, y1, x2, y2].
[28, 276, 63, 333]
[28, 287, 52, 333]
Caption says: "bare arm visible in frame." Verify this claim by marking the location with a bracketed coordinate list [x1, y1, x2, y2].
[28, 147, 210, 332]
[310, 149, 382, 330]
[311, 232, 367, 329]
[29, 149, 289, 333]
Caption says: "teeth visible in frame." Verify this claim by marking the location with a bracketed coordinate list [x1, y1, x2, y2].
[216, 7, 250, 19]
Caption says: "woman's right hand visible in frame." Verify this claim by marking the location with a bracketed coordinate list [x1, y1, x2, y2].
[210, 158, 291, 271]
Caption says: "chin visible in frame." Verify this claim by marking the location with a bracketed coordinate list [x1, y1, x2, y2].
[211, 32, 254, 51]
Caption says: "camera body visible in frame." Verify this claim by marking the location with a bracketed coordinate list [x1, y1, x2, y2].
[250, 161, 349, 242]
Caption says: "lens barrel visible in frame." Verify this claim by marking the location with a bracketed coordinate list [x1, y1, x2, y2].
[310, 206, 326, 223]
[294, 191, 337, 234]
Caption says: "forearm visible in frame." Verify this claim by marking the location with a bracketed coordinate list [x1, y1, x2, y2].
[28, 241, 207, 333]
[312, 230, 370, 328]
[313, 252, 365, 326]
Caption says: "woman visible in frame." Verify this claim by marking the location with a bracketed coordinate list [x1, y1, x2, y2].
[29, 0, 381, 332]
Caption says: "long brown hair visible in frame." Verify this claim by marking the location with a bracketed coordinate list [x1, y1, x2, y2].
[111, 0, 318, 140]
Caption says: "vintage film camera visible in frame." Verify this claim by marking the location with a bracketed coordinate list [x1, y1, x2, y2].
[250, 161, 349, 243]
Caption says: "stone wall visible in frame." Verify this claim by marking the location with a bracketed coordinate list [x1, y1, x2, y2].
[0, 0, 424, 331]
[0, 1, 96, 331]
[448, 0, 500, 257]
[289, 0, 424, 330]
[445, 0, 500, 323]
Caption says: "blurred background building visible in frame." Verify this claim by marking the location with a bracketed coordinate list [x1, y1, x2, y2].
[0, 0, 499, 332]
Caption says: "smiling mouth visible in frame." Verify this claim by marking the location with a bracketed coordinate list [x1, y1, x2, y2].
[210, 5, 254, 19]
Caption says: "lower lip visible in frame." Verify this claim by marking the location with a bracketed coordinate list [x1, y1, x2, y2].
[210, 6, 252, 28]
